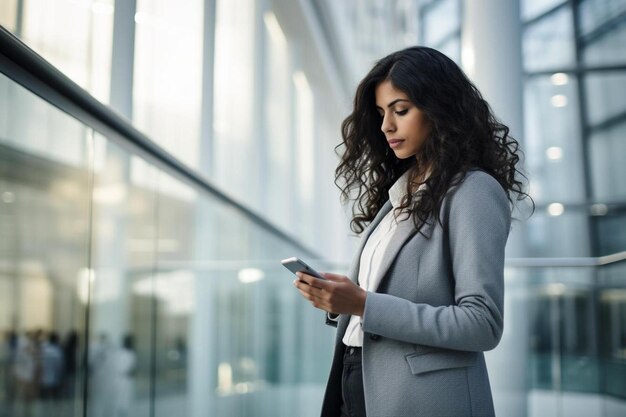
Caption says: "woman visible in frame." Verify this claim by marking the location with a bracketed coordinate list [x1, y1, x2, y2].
[294, 46, 532, 417]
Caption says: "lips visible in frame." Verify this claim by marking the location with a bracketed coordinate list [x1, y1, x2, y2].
[388, 139, 404, 148]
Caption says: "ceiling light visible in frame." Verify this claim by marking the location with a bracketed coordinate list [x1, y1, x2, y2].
[550, 73, 569, 86]
[547, 203, 565, 216]
[546, 147, 563, 160]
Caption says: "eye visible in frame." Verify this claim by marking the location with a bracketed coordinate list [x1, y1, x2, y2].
[395, 109, 409, 116]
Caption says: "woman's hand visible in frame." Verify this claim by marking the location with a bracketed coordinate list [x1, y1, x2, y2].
[294, 272, 367, 316]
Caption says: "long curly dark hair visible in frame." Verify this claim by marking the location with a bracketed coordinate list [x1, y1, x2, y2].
[335, 46, 533, 235]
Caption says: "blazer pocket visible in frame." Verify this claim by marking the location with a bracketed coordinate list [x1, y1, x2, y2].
[405, 350, 477, 375]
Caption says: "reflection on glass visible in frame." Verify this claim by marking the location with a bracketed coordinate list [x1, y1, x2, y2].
[505, 262, 626, 416]
[152, 171, 197, 417]
[599, 287, 626, 399]
[0, 74, 88, 167]
[0, 75, 90, 417]
[87, 133, 158, 417]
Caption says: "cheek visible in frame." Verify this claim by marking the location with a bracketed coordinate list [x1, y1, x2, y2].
[410, 117, 431, 141]
[419, 117, 432, 140]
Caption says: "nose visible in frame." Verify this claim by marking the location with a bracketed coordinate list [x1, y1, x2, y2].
[380, 113, 395, 134]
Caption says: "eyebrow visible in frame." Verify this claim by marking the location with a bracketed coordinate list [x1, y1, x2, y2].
[375, 98, 411, 110]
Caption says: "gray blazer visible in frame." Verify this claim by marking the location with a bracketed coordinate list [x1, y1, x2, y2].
[321, 169, 511, 417]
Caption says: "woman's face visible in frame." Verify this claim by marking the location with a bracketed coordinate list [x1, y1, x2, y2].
[375, 80, 431, 160]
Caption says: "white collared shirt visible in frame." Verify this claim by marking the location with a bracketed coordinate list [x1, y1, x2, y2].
[342, 169, 429, 347]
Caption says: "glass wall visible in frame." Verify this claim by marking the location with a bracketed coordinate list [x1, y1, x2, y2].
[0, 68, 338, 416]
[521, 0, 626, 257]
[0, 72, 90, 417]
[507, 260, 626, 417]
[0, 0, 353, 262]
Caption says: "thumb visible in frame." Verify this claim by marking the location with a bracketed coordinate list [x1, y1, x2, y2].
[321, 272, 349, 282]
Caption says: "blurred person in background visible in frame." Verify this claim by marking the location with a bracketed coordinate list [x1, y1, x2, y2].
[112, 334, 136, 417]
[40, 331, 64, 415]
[13, 331, 38, 417]
[1, 330, 18, 416]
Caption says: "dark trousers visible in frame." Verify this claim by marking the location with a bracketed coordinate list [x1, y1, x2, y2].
[339, 345, 366, 417]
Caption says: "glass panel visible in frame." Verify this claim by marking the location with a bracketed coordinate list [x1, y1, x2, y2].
[595, 211, 626, 255]
[500, 262, 626, 416]
[526, 210, 591, 257]
[599, 286, 626, 400]
[133, 0, 204, 170]
[589, 120, 626, 201]
[0, 75, 87, 167]
[20, 0, 114, 103]
[0, 74, 91, 417]
[524, 75, 586, 203]
[523, 6, 575, 71]
[422, 0, 459, 46]
[584, 72, 626, 126]
[151, 172, 198, 417]
[582, 21, 626, 67]
[521, 0, 567, 21]
[87, 134, 158, 417]
[579, 0, 626, 36]
[527, 285, 599, 394]
[146, 174, 336, 417]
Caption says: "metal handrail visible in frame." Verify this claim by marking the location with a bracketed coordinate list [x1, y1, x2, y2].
[0, 25, 322, 259]
[505, 251, 626, 267]
[99, 251, 626, 273]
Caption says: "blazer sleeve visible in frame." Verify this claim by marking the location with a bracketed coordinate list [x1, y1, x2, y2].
[361, 172, 511, 352]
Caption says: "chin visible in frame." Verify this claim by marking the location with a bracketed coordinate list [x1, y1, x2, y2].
[394, 151, 416, 160]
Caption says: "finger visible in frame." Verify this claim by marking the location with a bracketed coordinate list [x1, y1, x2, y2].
[300, 273, 327, 289]
[296, 272, 316, 285]
[321, 272, 348, 282]
[294, 279, 314, 294]
[305, 284, 326, 300]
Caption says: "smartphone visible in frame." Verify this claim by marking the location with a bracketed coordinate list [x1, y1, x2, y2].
[281, 257, 325, 280]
